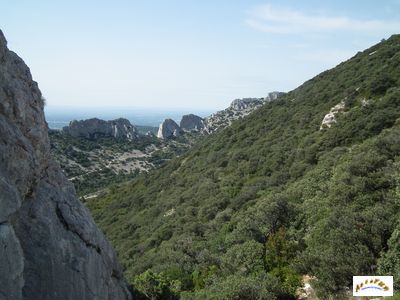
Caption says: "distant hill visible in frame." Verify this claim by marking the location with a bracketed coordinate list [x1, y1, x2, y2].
[87, 35, 400, 299]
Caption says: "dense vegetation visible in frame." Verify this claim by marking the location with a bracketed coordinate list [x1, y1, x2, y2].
[87, 36, 400, 299]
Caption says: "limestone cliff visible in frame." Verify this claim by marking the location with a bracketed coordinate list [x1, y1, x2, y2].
[204, 91, 285, 134]
[157, 92, 285, 139]
[157, 118, 182, 139]
[229, 98, 264, 110]
[63, 118, 138, 139]
[180, 114, 205, 132]
[0, 30, 133, 299]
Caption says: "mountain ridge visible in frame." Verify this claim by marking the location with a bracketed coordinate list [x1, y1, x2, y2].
[157, 91, 285, 139]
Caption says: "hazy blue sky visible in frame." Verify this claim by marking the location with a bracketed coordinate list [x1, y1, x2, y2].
[1, 0, 400, 110]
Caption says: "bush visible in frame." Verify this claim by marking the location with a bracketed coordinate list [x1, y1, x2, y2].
[133, 270, 181, 300]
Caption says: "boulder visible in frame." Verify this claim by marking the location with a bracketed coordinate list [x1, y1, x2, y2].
[320, 101, 345, 130]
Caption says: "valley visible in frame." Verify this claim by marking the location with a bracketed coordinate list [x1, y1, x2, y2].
[2, 2, 399, 300]
[50, 95, 279, 197]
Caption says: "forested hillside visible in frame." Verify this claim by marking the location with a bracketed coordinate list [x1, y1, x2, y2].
[87, 35, 400, 299]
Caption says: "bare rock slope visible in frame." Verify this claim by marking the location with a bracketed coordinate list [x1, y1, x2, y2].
[0, 30, 133, 299]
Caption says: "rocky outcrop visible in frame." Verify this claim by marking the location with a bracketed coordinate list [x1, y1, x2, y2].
[180, 114, 205, 132]
[0, 30, 133, 299]
[204, 91, 285, 134]
[265, 91, 286, 102]
[156, 92, 285, 138]
[229, 98, 264, 110]
[320, 101, 345, 130]
[63, 118, 138, 139]
[157, 118, 182, 139]
[154, 92, 285, 139]
[229, 92, 284, 111]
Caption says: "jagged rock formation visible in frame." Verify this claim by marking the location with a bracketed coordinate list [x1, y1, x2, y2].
[156, 92, 285, 139]
[180, 114, 205, 132]
[229, 98, 264, 110]
[157, 118, 182, 139]
[265, 91, 286, 102]
[0, 30, 133, 300]
[204, 91, 285, 134]
[63, 118, 138, 139]
[320, 101, 345, 130]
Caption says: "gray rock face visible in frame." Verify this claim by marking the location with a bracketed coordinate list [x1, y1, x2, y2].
[265, 91, 286, 102]
[0, 30, 133, 299]
[203, 92, 285, 134]
[63, 118, 138, 139]
[156, 92, 286, 138]
[180, 114, 205, 132]
[229, 98, 263, 110]
[157, 118, 182, 139]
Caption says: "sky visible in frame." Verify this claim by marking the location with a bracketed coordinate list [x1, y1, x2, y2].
[1, 0, 400, 111]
